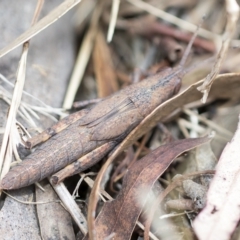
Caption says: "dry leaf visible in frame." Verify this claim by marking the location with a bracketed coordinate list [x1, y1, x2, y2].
[93, 137, 209, 240]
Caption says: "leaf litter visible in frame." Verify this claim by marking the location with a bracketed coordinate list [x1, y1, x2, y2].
[92, 137, 210, 240]
[1, 0, 240, 240]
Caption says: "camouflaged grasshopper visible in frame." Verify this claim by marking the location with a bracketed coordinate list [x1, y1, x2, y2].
[0, 27, 199, 190]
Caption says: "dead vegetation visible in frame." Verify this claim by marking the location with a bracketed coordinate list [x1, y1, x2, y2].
[1, 0, 240, 239]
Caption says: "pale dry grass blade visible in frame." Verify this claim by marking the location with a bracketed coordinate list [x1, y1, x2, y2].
[107, 0, 120, 42]
[51, 182, 87, 235]
[62, 1, 104, 109]
[177, 118, 205, 137]
[73, 0, 95, 28]
[1, 136, 13, 180]
[0, 43, 29, 178]
[183, 108, 233, 138]
[0, 82, 66, 125]
[197, 0, 240, 102]
[0, 73, 65, 110]
[3, 191, 60, 205]
[0, 0, 82, 58]
[0, 0, 44, 193]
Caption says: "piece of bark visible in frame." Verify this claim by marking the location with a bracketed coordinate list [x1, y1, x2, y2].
[36, 181, 75, 240]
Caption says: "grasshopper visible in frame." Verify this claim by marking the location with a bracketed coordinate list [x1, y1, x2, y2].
[0, 27, 200, 190]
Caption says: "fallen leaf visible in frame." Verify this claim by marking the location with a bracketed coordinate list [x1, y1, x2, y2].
[193, 114, 240, 240]
[93, 137, 209, 240]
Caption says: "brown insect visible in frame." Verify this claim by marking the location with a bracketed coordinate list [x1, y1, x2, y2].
[0, 27, 199, 190]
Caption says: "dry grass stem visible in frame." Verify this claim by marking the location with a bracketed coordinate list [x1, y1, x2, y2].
[159, 211, 194, 219]
[177, 119, 190, 138]
[0, 73, 65, 112]
[3, 191, 60, 205]
[183, 108, 233, 139]
[0, 0, 82, 58]
[197, 0, 240, 102]
[51, 182, 88, 235]
[0, 43, 29, 180]
[127, 0, 220, 42]
[107, 0, 120, 42]
[0, 84, 66, 126]
[62, 1, 105, 109]
[73, 0, 95, 28]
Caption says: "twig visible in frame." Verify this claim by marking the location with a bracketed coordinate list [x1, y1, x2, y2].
[127, 0, 219, 42]
[117, 17, 216, 53]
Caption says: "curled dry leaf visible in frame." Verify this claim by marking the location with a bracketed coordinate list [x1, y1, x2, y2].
[91, 137, 209, 240]
[193, 115, 240, 240]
